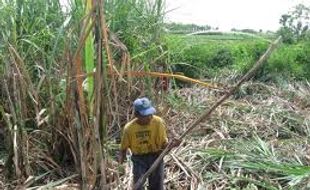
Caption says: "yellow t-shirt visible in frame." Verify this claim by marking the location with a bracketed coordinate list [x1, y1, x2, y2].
[120, 115, 168, 155]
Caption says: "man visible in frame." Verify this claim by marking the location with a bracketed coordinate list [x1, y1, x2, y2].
[119, 97, 180, 190]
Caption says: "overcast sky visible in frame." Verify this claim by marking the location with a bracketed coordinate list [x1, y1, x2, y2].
[165, 0, 310, 31]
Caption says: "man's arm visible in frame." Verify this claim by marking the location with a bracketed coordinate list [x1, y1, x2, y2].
[119, 126, 129, 164]
[118, 149, 127, 164]
[161, 138, 181, 150]
[158, 117, 181, 150]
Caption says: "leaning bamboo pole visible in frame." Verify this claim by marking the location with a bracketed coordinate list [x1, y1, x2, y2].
[133, 36, 282, 190]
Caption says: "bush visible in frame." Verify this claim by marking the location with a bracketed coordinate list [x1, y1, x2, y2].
[295, 42, 310, 79]
[208, 48, 234, 68]
[261, 42, 310, 81]
[232, 40, 268, 73]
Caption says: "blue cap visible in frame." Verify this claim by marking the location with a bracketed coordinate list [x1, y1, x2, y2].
[133, 97, 156, 116]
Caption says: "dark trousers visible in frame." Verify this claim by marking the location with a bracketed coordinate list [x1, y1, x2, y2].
[131, 153, 164, 190]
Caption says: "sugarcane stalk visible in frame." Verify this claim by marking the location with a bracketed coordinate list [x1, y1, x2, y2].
[75, 108, 87, 190]
[98, 0, 120, 128]
[117, 71, 225, 90]
[85, 0, 95, 104]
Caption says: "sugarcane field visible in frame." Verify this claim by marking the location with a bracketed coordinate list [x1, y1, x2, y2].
[1, 0, 310, 189]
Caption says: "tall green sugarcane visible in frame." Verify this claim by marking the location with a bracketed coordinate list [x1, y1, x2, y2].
[84, 0, 95, 104]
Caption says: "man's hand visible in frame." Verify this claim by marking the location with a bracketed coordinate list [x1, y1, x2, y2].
[118, 150, 127, 164]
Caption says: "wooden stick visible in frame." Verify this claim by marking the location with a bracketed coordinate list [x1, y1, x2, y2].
[133, 36, 282, 190]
